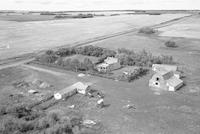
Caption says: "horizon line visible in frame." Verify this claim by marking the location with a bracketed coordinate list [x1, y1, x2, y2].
[0, 9, 200, 12]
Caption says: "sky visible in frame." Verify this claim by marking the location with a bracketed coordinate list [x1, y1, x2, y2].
[0, 0, 200, 11]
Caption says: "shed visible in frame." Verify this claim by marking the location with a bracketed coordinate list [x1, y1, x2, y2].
[71, 82, 89, 95]
[54, 82, 89, 100]
[54, 85, 77, 100]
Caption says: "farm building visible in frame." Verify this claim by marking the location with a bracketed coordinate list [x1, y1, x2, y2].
[149, 64, 183, 91]
[54, 82, 89, 100]
[152, 64, 178, 72]
[96, 57, 121, 72]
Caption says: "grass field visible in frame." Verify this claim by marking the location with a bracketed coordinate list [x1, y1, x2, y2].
[0, 14, 188, 60]
[158, 15, 200, 39]
[0, 15, 55, 22]
[1, 62, 200, 134]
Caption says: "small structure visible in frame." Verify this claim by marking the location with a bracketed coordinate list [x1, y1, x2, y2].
[96, 57, 121, 72]
[54, 82, 89, 100]
[83, 120, 96, 127]
[28, 89, 39, 94]
[149, 64, 183, 91]
[54, 85, 77, 100]
[72, 82, 89, 95]
[39, 82, 50, 88]
[78, 73, 85, 77]
[97, 98, 104, 108]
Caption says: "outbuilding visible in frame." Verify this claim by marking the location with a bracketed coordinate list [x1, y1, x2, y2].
[54, 82, 89, 100]
[149, 64, 183, 91]
[96, 57, 121, 72]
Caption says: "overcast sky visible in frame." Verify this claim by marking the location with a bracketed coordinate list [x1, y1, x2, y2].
[0, 0, 200, 11]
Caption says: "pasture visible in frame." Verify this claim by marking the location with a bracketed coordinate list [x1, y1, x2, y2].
[0, 14, 188, 60]
[158, 15, 200, 39]
[0, 14, 55, 22]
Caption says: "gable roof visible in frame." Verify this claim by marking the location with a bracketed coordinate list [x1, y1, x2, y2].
[57, 82, 88, 95]
[152, 64, 177, 72]
[153, 69, 173, 80]
[104, 57, 118, 64]
[97, 63, 109, 68]
[71, 82, 89, 90]
[167, 76, 183, 87]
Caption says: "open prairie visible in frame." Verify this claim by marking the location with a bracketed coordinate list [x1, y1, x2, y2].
[158, 15, 200, 39]
[0, 14, 55, 22]
[0, 14, 188, 60]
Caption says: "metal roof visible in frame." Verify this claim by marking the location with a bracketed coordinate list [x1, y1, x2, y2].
[97, 63, 109, 68]
[152, 64, 178, 72]
[167, 76, 183, 87]
[104, 57, 118, 64]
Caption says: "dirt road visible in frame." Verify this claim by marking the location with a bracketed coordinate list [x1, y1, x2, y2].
[0, 58, 34, 70]
[21, 64, 66, 76]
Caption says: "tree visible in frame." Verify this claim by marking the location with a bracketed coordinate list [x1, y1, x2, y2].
[46, 50, 54, 55]
[56, 57, 64, 66]
[102, 49, 116, 58]
[138, 27, 156, 34]
[39, 54, 57, 63]
[83, 58, 94, 70]
[62, 58, 71, 67]
[164, 40, 177, 48]
[116, 53, 129, 65]
[71, 59, 80, 72]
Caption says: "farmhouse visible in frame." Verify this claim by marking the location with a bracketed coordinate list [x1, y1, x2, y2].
[96, 57, 121, 72]
[149, 64, 183, 91]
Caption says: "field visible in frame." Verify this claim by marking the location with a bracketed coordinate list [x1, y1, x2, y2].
[0, 14, 55, 22]
[158, 15, 200, 39]
[0, 14, 188, 60]
[1, 12, 200, 134]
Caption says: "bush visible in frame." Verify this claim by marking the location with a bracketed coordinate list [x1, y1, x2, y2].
[37, 54, 58, 64]
[39, 46, 175, 68]
[127, 68, 149, 82]
[55, 48, 76, 57]
[46, 50, 55, 55]
[54, 45, 116, 58]
[0, 105, 103, 134]
[6, 105, 32, 118]
[164, 40, 178, 48]
[83, 58, 94, 70]
[139, 27, 156, 34]
[44, 123, 73, 134]
[117, 48, 174, 66]
[0, 106, 7, 116]
[0, 116, 35, 134]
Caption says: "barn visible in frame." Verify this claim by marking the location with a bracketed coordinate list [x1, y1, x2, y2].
[149, 64, 183, 91]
